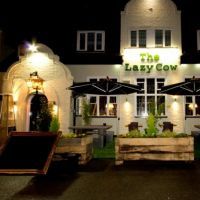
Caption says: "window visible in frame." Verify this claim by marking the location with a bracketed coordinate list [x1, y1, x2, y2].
[165, 30, 171, 46]
[197, 30, 200, 50]
[136, 78, 165, 116]
[77, 31, 105, 52]
[185, 78, 200, 116]
[88, 78, 117, 117]
[131, 31, 137, 47]
[155, 30, 171, 47]
[185, 96, 200, 116]
[130, 30, 146, 47]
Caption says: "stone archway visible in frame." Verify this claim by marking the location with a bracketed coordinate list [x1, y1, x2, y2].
[2, 43, 73, 133]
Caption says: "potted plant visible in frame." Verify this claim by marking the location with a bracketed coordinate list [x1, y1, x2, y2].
[56, 132, 93, 164]
[116, 111, 194, 165]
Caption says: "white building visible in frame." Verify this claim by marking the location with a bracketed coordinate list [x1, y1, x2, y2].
[68, 0, 200, 135]
[1, 0, 199, 136]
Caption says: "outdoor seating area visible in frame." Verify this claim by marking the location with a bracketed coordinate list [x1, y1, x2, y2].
[160, 122, 177, 132]
[127, 122, 139, 131]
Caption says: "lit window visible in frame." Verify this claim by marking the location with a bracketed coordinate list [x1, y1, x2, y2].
[136, 78, 165, 116]
[88, 78, 117, 117]
[185, 78, 200, 116]
[77, 31, 105, 52]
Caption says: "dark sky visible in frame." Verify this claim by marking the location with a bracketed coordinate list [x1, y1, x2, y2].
[0, 0, 199, 51]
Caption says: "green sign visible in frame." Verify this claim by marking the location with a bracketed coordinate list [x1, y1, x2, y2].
[124, 53, 178, 73]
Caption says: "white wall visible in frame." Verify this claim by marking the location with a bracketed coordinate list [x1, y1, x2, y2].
[3, 43, 73, 133]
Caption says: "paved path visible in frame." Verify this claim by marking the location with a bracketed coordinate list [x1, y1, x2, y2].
[0, 159, 200, 200]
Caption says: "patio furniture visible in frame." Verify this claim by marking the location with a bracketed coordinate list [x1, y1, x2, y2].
[162, 122, 175, 132]
[126, 122, 142, 131]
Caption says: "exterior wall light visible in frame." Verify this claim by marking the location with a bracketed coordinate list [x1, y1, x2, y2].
[26, 71, 44, 93]
[28, 43, 38, 52]
[52, 101, 58, 116]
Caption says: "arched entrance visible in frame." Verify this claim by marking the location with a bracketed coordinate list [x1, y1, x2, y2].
[29, 94, 51, 131]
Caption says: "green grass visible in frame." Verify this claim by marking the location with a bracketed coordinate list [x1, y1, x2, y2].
[93, 140, 115, 158]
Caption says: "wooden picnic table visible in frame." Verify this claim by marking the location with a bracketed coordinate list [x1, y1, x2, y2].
[68, 125, 112, 135]
[194, 125, 200, 129]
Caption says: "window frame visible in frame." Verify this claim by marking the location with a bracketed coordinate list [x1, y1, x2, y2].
[136, 78, 166, 117]
[77, 31, 105, 52]
[185, 77, 200, 117]
[130, 30, 146, 48]
[155, 29, 171, 47]
[88, 77, 118, 117]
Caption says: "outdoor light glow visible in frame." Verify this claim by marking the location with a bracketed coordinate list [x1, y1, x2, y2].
[173, 96, 177, 101]
[13, 101, 17, 114]
[52, 102, 58, 116]
[28, 43, 38, 52]
[27, 52, 51, 67]
[105, 103, 114, 109]
[194, 64, 200, 68]
[124, 101, 130, 112]
[26, 71, 44, 93]
[181, 64, 188, 68]
[189, 103, 197, 110]
[172, 101, 179, 112]
[115, 65, 121, 69]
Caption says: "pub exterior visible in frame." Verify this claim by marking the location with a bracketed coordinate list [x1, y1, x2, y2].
[68, 0, 200, 135]
[0, 0, 200, 136]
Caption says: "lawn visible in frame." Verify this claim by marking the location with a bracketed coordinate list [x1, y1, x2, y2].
[93, 140, 115, 159]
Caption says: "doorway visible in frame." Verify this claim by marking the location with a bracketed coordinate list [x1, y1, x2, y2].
[29, 94, 51, 131]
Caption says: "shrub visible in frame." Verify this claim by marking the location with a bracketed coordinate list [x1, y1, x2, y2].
[49, 117, 60, 132]
[145, 113, 158, 137]
[159, 130, 177, 137]
[82, 99, 92, 125]
[124, 130, 144, 138]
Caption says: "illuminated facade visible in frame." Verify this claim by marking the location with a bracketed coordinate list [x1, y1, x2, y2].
[0, 43, 73, 134]
[68, 0, 200, 134]
[0, 0, 199, 135]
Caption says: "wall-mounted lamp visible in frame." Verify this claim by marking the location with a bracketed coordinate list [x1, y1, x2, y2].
[28, 43, 38, 52]
[26, 71, 44, 94]
[52, 101, 58, 116]
[173, 96, 177, 102]
[13, 101, 17, 114]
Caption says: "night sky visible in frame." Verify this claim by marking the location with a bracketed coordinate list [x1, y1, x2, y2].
[0, 0, 199, 54]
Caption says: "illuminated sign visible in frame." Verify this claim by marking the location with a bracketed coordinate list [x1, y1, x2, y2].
[123, 48, 180, 73]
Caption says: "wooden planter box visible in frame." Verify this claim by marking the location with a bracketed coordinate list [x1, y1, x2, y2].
[115, 137, 194, 165]
[55, 135, 93, 164]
